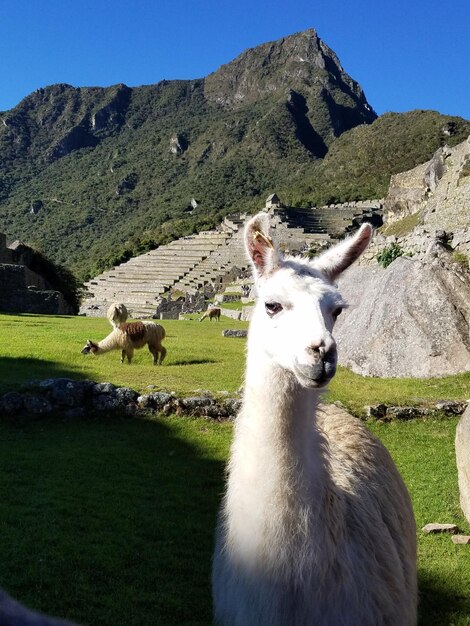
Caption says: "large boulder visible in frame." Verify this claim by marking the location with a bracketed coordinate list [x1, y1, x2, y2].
[456, 404, 470, 524]
[335, 256, 470, 378]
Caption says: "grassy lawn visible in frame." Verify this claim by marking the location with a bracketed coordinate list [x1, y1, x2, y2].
[0, 313, 470, 624]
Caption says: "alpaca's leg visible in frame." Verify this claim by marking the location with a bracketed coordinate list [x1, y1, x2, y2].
[127, 348, 133, 364]
[148, 344, 159, 365]
[158, 345, 167, 365]
[121, 349, 126, 364]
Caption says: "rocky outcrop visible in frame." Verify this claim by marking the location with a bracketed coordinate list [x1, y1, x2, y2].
[335, 256, 470, 378]
[422, 136, 470, 232]
[384, 148, 447, 223]
[456, 404, 470, 523]
[0, 234, 77, 314]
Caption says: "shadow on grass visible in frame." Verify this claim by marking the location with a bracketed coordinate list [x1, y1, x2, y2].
[169, 359, 218, 366]
[5, 312, 77, 320]
[418, 572, 470, 625]
[0, 357, 88, 395]
[0, 413, 226, 626]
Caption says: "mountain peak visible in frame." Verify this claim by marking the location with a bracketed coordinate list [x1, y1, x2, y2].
[204, 28, 374, 120]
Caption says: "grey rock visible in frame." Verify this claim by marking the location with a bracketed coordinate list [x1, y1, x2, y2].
[386, 406, 430, 421]
[365, 404, 388, 419]
[22, 394, 53, 415]
[222, 329, 248, 338]
[148, 392, 173, 408]
[435, 400, 468, 415]
[421, 523, 458, 534]
[179, 396, 214, 415]
[91, 394, 121, 411]
[137, 395, 152, 410]
[421, 523, 458, 535]
[114, 387, 139, 404]
[336, 258, 470, 378]
[224, 398, 242, 417]
[456, 404, 470, 523]
[49, 378, 92, 407]
[0, 391, 24, 414]
[451, 535, 470, 545]
[92, 382, 116, 395]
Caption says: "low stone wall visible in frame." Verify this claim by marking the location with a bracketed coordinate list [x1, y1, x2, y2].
[0, 378, 242, 420]
[2, 378, 466, 423]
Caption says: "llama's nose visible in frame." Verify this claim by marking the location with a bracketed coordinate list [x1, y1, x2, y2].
[306, 341, 326, 361]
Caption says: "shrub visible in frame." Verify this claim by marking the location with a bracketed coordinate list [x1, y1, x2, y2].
[376, 243, 404, 268]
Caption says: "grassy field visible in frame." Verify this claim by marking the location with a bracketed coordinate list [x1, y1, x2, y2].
[1, 313, 469, 414]
[0, 313, 470, 624]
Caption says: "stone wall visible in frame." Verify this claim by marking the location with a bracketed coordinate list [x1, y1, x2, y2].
[0, 264, 72, 314]
[0, 235, 74, 315]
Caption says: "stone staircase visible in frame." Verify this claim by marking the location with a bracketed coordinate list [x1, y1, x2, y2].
[80, 199, 383, 318]
[275, 203, 383, 237]
[82, 231, 231, 317]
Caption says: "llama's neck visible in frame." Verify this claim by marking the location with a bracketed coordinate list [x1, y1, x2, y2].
[241, 350, 326, 479]
[226, 348, 334, 573]
[96, 329, 120, 354]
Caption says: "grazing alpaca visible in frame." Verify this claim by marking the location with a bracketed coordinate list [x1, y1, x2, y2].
[212, 214, 417, 626]
[200, 307, 221, 322]
[107, 302, 128, 329]
[81, 321, 166, 365]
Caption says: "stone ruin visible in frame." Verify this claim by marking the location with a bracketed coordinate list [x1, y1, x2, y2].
[0, 233, 74, 315]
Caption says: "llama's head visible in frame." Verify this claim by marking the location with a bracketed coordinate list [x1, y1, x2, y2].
[245, 212, 372, 388]
[81, 339, 99, 355]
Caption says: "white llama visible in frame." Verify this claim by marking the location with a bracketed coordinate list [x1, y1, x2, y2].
[107, 302, 128, 329]
[212, 213, 417, 626]
[81, 321, 166, 365]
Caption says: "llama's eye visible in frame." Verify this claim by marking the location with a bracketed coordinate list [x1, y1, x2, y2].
[265, 302, 283, 317]
[332, 307, 343, 319]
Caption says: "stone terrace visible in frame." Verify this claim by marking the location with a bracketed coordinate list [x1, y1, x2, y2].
[81, 199, 383, 318]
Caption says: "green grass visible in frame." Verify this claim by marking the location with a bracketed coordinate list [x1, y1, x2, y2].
[328, 366, 470, 416]
[380, 212, 421, 237]
[0, 414, 231, 625]
[0, 313, 248, 397]
[1, 313, 468, 413]
[1, 313, 470, 624]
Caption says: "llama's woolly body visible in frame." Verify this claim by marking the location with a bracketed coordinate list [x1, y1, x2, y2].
[107, 302, 128, 329]
[200, 307, 221, 321]
[82, 321, 166, 365]
[212, 214, 417, 626]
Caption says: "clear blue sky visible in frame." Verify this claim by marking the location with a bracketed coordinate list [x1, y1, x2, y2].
[1, 0, 469, 119]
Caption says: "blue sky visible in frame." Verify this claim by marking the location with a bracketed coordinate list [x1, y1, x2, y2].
[1, 0, 469, 119]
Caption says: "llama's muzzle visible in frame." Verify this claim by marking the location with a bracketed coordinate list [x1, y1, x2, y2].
[293, 347, 337, 387]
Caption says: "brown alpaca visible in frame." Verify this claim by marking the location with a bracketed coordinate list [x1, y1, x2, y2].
[81, 321, 166, 364]
[200, 307, 221, 322]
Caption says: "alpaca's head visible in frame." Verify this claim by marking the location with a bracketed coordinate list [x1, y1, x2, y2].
[245, 212, 372, 388]
[81, 339, 99, 355]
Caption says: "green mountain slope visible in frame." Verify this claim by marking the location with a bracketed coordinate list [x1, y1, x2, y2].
[0, 29, 468, 281]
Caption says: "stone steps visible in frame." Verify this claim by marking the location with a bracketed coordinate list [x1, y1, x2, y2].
[80, 203, 383, 316]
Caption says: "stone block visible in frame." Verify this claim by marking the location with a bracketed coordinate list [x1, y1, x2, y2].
[456, 404, 470, 523]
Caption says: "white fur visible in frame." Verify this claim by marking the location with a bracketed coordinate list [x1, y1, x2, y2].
[107, 302, 128, 329]
[212, 214, 417, 626]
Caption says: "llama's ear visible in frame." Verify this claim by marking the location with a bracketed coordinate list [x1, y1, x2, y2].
[311, 223, 373, 281]
[244, 212, 281, 279]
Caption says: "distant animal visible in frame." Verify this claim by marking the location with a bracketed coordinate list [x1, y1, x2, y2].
[212, 213, 417, 625]
[107, 302, 129, 329]
[81, 321, 166, 365]
[200, 307, 221, 322]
